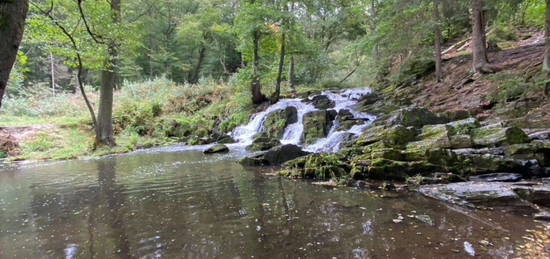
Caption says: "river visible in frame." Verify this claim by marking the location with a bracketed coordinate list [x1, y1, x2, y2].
[0, 146, 545, 258]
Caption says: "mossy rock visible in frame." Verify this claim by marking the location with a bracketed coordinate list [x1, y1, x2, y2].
[472, 125, 530, 147]
[387, 107, 447, 128]
[263, 107, 298, 140]
[406, 124, 452, 152]
[248, 133, 281, 151]
[356, 159, 439, 181]
[308, 95, 335, 109]
[204, 144, 229, 154]
[283, 153, 350, 180]
[383, 125, 417, 147]
[303, 110, 337, 145]
[355, 125, 386, 146]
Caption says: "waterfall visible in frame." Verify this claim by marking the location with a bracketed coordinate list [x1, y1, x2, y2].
[231, 88, 376, 153]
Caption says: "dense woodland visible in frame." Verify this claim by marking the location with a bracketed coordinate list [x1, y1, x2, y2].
[0, 0, 549, 157]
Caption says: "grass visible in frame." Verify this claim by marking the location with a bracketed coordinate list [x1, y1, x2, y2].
[1, 77, 257, 161]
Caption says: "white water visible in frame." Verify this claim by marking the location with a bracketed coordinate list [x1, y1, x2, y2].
[231, 88, 376, 153]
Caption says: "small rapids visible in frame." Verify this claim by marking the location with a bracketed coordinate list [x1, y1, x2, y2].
[232, 88, 376, 153]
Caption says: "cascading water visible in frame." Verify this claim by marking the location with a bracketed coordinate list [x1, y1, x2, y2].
[231, 88, 376, 153]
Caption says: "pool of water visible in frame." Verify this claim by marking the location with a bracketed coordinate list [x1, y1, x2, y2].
[0, 147, 545, 258]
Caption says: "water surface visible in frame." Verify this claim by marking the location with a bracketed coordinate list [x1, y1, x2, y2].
[0, 148, 545, 258]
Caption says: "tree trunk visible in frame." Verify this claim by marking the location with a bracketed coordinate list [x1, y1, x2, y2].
[471, 0, 492, 74]
[189, 45, 206, 84]
[251, 29, 266, 104]
[543, 0, 550, 72]
[434, 0, 443, 82]
[271, 31, 286, 104]
[50, 52, 56, 95]
[96, 0, 120, 146]
[289, 56, 296, 90]
[0, 0, 29, 109]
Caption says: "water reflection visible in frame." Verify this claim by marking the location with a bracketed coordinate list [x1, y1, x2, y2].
[0, 150, 546, 258]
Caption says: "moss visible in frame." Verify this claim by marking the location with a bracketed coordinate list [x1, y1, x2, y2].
[472, 125, 530, 147]
[303, 110, 334, 145]
[282, 154, 350, 181]
[382, 125, 417, 147]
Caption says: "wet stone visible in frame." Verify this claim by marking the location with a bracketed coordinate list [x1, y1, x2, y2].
[469, 173, 523, 182]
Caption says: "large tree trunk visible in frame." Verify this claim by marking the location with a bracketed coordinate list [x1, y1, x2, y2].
[434, 0, 443, 82]
[271, 31, 286, 104]
[189, 45, 206, 84]
[96, 0, 120, 146]
[0, 0, 29, 109]
[544, 0, 550, 72]
[471, 0, 492, 74]
[251, 30, 266, 104]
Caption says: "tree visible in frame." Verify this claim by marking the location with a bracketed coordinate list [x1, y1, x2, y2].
[96, 0, 121, 147]
[471, 0, 492, 74]
[544, 0, 550, 73]
[0, 0, 29, 109]
[434, 0, 443, 82]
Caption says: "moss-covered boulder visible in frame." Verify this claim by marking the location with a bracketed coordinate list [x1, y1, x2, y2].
[303, 110, 337, 144]
[387, 107, 447, 128]
[351, 158, 439, 181]
[383, 125, 418, 147]
[204, 144, 229, 154]
[472, 125, 530, 147]
[262, 107, 298, 140]
[355, 125, 386, 146]
[281, 153, 350, 180]
[248, 133, 282, 151]
[240, 144, 310, 166]
[308, 95, 335, 109]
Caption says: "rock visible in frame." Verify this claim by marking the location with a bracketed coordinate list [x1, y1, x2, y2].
[469, 173, 522, 182]
[303, 110, 336, 144]
[505, 142, 550, 167]
[309, 95, 335, 109]
[383, 125, 418, 147]
[533, 211, 550, 221]
[528, 130, 550, 141]
[216, 135, 235, 144]
[262, 107, 298, 140]
[387, 107, 447, 128]
[355, 125, 386, 146]
[240, 144, 310, 166]
[513, 184, 550, 208]
[359, 92, 381, 105]
[418, 182, 534, 211]
[248, 134, 281, 151]
[281, 153, 350, 180]
[406, 124, 452, 151]
[337, 109, 354, 120]
[441, 109, 471, 121]
[472, 125, 530, 147]
[204, 144, 229, 154]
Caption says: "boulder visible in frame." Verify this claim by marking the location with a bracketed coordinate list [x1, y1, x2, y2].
[216, 135, 235, 144]
[204, 144, 229, 154]
[308, 95, 335, 109]
[248, 134, 282, 151]
[303, 110, 337, 144]
[263, 107, 298, 140]
[472, 125, 530, 147]
[359, 92, 381, 106]
[418, 182, 534, 211]
[240, 144, 310, 166]
[513, 184, 550, 208]
[387, 107, 447, 128]
[383, 125, 418, 147]
[469, 173, 522, 182]
[355, 125, 386, 146]
[281, 153, 350, 180]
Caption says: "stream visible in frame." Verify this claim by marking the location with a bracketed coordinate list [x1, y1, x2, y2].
[0, 147, 545, 258]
